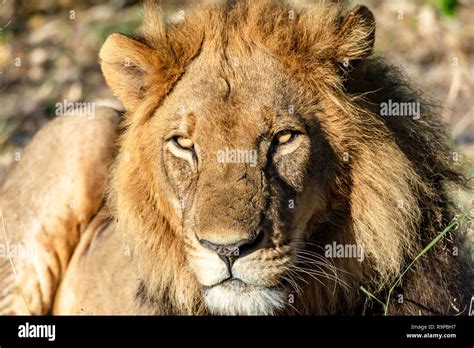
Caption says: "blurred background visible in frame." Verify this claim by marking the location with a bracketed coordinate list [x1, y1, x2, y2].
[0, 0, 473, 186]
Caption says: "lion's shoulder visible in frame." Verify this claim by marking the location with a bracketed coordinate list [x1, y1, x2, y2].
[0, 106, 120, 314]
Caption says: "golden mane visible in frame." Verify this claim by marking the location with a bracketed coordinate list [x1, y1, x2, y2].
[104, 0, 470, 315]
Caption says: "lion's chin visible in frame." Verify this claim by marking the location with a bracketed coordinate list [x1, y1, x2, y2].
[202, 279, 286, 315]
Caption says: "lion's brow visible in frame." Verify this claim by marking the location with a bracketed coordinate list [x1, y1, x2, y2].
[184, 112, 197, 136]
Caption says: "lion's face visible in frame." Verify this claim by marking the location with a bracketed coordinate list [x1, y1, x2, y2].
[151, 49, 335, 314]
[100, 2, 403, 315]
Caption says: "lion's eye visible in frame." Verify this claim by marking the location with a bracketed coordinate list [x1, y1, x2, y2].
[276, 131, 295, 145]
[173, 136, 194, 150]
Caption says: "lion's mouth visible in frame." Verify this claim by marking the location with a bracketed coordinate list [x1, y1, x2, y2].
[201, 277, 281, 294]
[201, 277, 287, 315]
[201, 277, 246, 290]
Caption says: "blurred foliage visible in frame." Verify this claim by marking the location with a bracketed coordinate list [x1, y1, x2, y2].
[426, 0, 459, 17]
[435, 0, 459, 17]
[84, 14, 141, 46]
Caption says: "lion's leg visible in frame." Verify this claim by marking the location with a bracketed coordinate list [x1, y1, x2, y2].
[0, 107, 119, 314]
[52, 213, 142, 315]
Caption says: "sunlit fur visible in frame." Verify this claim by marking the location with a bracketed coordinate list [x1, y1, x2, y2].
[204, 281, 287, 315]
[101, 0, 472, 315]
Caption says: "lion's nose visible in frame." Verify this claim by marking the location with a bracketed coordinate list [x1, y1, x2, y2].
[198, 233, 263, 270]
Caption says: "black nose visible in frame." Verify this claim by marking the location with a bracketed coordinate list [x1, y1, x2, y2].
[198, 233, 263, 270]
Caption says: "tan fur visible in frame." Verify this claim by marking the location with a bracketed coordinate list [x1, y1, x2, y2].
[0, 107, 119, 314]
[1, 1, 471, 315]
[99, 0, 470, 315]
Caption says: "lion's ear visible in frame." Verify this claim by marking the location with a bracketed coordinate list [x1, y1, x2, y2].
[335, 5, 375, 64]
[99, 33, 159, 110]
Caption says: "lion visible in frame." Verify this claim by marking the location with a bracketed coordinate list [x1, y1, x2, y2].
[0, 0, 472, 316]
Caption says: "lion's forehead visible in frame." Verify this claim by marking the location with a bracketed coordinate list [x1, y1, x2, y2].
[170, 49, 286, 110]
[156, 54, 301, 148]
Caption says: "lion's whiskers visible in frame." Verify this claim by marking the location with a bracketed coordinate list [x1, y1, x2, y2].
[292, 245, 354, 276]
[279, 273, 303, 296]
[281, 242, 353, 294]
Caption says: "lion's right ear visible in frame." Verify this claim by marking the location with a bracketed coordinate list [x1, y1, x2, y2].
[335, 5, 375, 64]
[99, 33, 159, 110]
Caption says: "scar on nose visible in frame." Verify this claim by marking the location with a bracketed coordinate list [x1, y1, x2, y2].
[221, 77, 231, 100]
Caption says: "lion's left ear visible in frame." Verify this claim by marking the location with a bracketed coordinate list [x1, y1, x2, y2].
[99, 33, 160, 110]
[335, 5, 375, 64]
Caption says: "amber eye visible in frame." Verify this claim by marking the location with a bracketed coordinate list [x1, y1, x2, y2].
[276, 131, 295, 145]
[173, 136, 194, 150]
